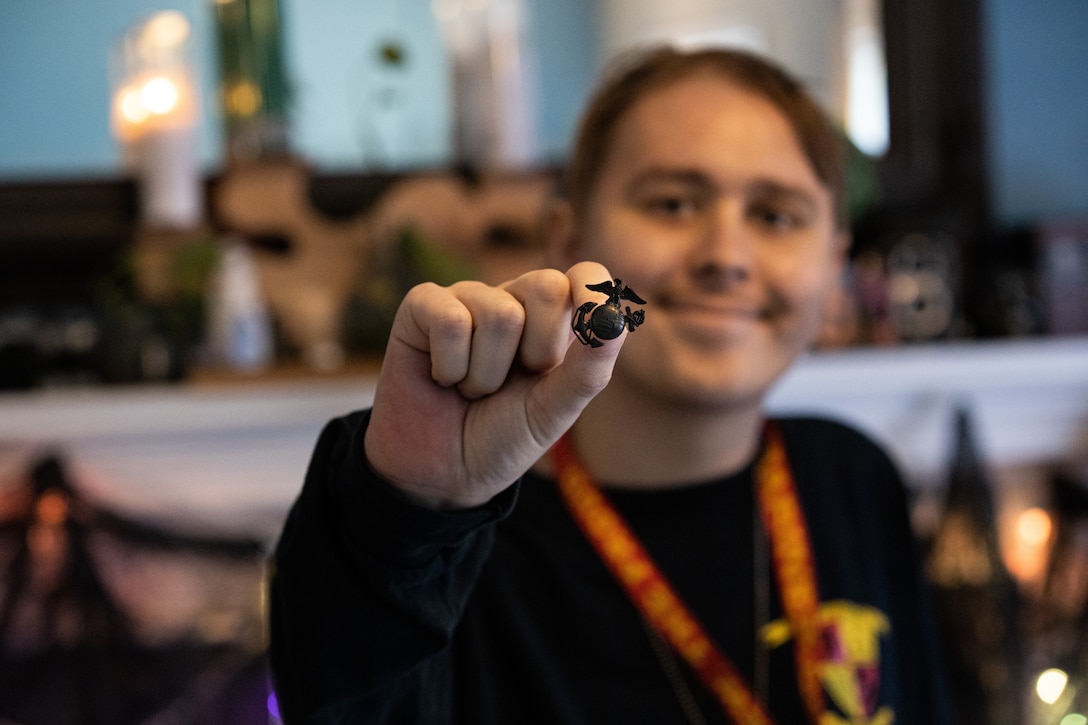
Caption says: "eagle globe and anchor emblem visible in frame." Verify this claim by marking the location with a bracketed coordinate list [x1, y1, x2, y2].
[572, 278, 646, 347]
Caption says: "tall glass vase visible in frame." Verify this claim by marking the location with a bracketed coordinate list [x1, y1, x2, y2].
[213, 0, 291, 164]
[433, 0, 536, 169]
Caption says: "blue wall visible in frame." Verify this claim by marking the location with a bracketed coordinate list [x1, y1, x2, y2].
[280, 0, 599, 170]
[280, 0, 450, 170]
[0, 0, 221, 177]
[982, 0, 1088, 228]
[0, 0, 597, 179]
[1, 0, 1083, 232]
[528, 0, 601, 164]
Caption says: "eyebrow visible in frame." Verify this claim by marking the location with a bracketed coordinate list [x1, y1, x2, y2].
[625, 166, 822, 211]
[625, 167, 714, 194]
[747, 180, 820, 214]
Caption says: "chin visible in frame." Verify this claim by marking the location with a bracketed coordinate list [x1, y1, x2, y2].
[618, 348, 781, 411]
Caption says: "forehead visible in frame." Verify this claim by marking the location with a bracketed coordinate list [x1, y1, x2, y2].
[601, 73, 825, 191]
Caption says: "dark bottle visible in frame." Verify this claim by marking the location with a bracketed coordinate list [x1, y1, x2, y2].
[927, 406, 1022, 725]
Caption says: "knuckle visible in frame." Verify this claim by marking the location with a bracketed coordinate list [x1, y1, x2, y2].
[403, 282, 452, 321]
[405, 280, 443, 302]
[481, 298, 526, 335]
[431, 303, 473, 340]
[526, 268, 572, 305]
[448, 279, 490, 296]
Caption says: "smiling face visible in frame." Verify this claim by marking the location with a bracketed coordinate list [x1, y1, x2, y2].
[561, 70, 845, 411]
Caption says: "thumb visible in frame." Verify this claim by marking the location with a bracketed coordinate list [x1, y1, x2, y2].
[524, 269, 638, 447]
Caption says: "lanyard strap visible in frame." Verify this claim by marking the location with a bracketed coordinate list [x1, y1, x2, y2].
[756, 422, 825, 724]
[551, 422, 825, 725]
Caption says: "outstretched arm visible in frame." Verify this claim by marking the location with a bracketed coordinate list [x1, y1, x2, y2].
[271, 263, 633, 722]
[365, 262, 631, 510]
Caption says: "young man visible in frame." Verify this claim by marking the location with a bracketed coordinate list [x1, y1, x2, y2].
[270, 47, 951, 724]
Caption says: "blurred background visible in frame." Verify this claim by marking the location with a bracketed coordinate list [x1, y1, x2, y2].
[0, 0, 1086, 722]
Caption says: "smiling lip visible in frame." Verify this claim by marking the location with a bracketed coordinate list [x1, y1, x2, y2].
[660, 298, 766, 321]
[652, 297, 767, 340]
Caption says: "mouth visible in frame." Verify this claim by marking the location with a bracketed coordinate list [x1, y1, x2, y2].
[658, 294, 767, 321]
[652, 295, 769, 343]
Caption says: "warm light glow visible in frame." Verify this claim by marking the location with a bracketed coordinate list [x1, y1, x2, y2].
[110, 10, 203, 229]
[139, 10, 191, 55]
[225, 80, 262, 117]
[1007, 506, 1055, 586]
[141, 76, 180, 115]
[112, 83, 147, 145]
[1018, 507, 1053, 547]
[112, 71, 194, 145]
[1037, 669, 1069, 705]
[118, 86, 149, 124]
[35, 491, 69, 526]
[111, 11, 196, 146]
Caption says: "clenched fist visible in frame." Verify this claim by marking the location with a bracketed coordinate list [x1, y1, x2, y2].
[363, 262, 631, 510]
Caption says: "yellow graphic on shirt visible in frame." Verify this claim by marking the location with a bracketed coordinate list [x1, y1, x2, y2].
[762, 600, 894, 725]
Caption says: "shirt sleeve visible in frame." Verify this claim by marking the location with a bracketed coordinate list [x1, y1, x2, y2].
[268, 409, 518, 724]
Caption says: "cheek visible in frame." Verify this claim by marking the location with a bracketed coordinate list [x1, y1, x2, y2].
[763, 247, 841, 316]
[576, 215, 678, 288]
[613, 248, 676, 294]
[769, 231, 841, 285]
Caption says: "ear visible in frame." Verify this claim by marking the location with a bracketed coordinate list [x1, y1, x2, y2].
[815, 229, 858, 348]
[827, 229, 852, 284]
[541, 197, 582, 269]
[833, 229, 852, 267]
[818, 228, 853, 316]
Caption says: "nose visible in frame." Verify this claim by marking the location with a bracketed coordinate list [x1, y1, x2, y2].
[690, 199, 751, 286]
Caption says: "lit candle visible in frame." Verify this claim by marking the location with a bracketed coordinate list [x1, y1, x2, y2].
[111, 11, 203, 229]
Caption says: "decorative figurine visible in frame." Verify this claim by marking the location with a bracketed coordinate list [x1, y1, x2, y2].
[572, 278, 646, 347]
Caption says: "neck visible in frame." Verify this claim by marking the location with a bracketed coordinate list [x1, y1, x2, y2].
[564, 380, 766, 490]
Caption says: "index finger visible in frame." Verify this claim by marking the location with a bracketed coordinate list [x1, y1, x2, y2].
[501, 262, 619, 371]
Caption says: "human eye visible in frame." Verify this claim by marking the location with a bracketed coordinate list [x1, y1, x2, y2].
[635, 186, 702, 221]
[750, 203, 800, 231]
[749, 193, 815, 233]
[646, 194, 695, 218]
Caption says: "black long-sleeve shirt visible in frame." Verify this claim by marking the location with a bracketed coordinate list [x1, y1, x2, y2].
[270, 410, 951, 724]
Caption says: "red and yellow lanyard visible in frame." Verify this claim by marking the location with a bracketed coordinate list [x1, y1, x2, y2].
[551, 422, 825, 725]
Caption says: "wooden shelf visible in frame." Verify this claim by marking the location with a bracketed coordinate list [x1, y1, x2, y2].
[0, 336, 1085, 539]
[766, 335, 1088, 482]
